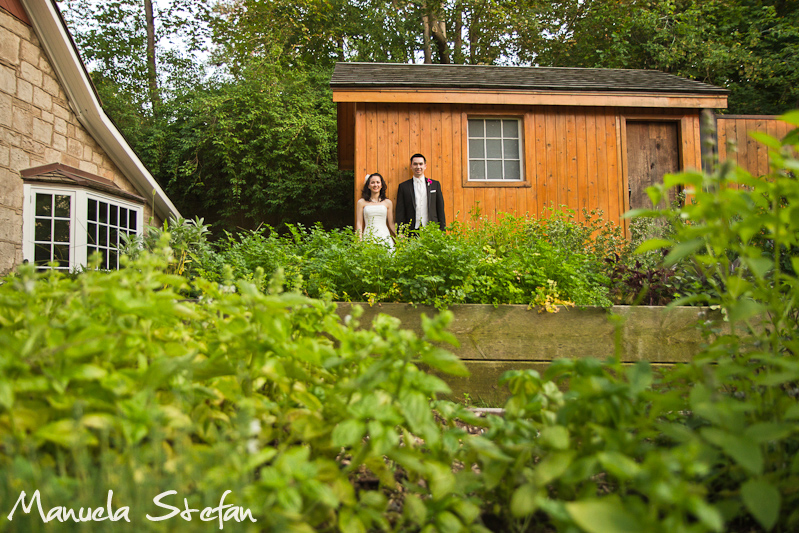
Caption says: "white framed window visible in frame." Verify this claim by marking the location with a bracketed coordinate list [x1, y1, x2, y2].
[23, 185, 143, 271]
[467, 117, 523, 181]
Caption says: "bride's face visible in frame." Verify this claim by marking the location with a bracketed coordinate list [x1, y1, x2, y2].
[369, 176, 383, 194]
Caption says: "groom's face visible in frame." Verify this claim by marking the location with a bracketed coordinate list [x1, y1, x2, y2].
[411, 157, 426, 178]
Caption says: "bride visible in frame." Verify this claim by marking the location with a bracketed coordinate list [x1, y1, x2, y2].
[356, 173, 396, 249]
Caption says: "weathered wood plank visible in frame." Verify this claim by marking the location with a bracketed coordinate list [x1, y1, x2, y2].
[336, 302, 719, 365]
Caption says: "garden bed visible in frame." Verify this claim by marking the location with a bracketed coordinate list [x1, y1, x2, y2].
[336, 303, 723, 402]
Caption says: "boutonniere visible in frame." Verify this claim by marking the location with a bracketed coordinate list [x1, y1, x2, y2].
[426, 178, 432, 186]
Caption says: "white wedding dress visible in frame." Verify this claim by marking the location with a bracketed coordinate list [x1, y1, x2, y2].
[362, 204, 394, 250]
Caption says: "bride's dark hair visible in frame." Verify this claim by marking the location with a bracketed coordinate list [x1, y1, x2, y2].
[361, 173, 387, 202]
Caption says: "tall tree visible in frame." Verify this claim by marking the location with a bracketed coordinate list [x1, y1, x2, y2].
[143, 0, 160, 110]
[524, 0, 799, 114]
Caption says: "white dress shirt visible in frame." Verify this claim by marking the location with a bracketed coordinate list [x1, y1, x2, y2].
[412, 176, 428, 229]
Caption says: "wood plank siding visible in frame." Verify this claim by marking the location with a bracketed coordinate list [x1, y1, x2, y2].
[333, 63, 729, 229]
[717, 115, 795, 178]
[346, 102, 707, 228]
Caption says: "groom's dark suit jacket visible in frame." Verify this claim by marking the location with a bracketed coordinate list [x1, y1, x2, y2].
[395, 177, 446, 231]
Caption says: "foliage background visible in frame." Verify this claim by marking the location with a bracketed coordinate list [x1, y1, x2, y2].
[55, 0, 799, 232]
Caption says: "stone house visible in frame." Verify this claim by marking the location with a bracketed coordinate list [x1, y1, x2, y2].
[0, 0, 179, 274]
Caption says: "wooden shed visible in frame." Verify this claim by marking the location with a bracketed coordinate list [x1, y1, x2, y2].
[331, 63, 728, 229]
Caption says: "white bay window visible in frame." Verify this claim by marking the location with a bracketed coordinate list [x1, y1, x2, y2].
[22, 165, 144, 271]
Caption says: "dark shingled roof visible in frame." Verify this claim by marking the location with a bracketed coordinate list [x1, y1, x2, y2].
[331, 63, 728, 95]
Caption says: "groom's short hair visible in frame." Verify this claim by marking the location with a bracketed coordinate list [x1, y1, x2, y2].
[410, 153, 426, 163]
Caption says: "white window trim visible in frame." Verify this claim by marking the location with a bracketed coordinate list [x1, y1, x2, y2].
[466, 116, 524, 182]
[23, 184, 144, 271]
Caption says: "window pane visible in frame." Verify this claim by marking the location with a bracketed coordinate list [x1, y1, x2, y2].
[100, 250, 108, 270]
[468, 119, 484, 137]
[54, 244, 70, 265]
[88, 222, 97, 244]
[129, 212, 137, 231]
[485, 120, 502, 137]
[34, 243, 51, 264]
[35, 219, 51, 242]
[486, 139, 502, 159]
[487, 160, 503, 179]
[110, 205, 118, 226]
[503, 120, 519, 138]
[54, 220, 70, 243]
[119, 208, 128, 229]
[469, 139, 484, 158]
[504, 139, 519, 159]
[505, 160, 521, 180]
[470, 160, 485, 180]
[110, 227, 118, 247]
[88, 246, 96, 260]
[54, 195, 70, 218]
[99, 226, 108, 247]
[99, 202, 108, 224]
[88, 199, 97, 222]
[36, 194, 52, 216]
[109, 250, 118, 270]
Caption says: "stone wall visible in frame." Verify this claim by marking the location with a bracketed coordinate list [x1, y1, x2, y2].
[336, 303, 722, 403]
[0, 7, 154, 274]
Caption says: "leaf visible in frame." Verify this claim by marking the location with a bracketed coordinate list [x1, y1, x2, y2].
[664, 239, 705, 266]
[625, 361, 652, 395]
[425, 461, 455, 500]
[645, 186, 663, 207]
[665, 170, 703, 188]
[403, 494, 427, 525]
[565, 496, 643, 533]
[748, 131, 780, 150]
[743, 422, 794, 443]
[785, 403, 799, 420]
[726, 299, 766, 324]
[338, 507, 367, 533]
[741, 479, 780, 531]
[701, 428, 763, 475]
[68, 364, 107, 381]
[331, 419, 365, 448]
[0, 380, 13, 409]
[539, 425, 570, 450]
[690, 497, 724, 532]
[743, 257, 773, 279]
[779, 110, 799, 126]
[634, 239, 672, 254]
[419, 348, 469, 377]
[534, 451, 574, 485]
[510, 483, 539, 517]
[245, 447, 278, 471]
[597, 452, 640, 480]
[81, 413, 117, 431]
[398, 391, 431, 435]
[36, 419, 98, 448]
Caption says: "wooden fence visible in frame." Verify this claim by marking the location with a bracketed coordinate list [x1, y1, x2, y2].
[716, 115, 795, 177]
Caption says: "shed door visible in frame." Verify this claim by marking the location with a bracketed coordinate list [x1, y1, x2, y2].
[626, 121, 680, 210]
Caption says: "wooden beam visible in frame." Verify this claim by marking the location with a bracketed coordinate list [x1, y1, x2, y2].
[332, 89, 727, 109]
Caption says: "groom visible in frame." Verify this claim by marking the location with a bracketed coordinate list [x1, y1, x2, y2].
[395, 153, 446, 233]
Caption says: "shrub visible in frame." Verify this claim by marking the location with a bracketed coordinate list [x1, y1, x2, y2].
[0, 242, 479, 532]
[198, 210, 617, 309]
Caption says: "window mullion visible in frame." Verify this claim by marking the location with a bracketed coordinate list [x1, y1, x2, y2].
[74, 190, 89, 268]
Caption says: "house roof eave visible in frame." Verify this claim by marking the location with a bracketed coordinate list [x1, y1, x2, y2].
[331, 87, 728, 109]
